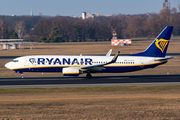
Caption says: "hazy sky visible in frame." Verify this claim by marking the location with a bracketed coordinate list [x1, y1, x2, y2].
[0, 0, 180, 16]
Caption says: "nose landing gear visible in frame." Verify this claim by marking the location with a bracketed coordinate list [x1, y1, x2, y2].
[21, 73, 24, 78]
[15, 71, 24, 78]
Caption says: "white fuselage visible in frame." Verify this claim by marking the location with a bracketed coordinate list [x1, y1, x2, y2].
[5, 55, 167, 73]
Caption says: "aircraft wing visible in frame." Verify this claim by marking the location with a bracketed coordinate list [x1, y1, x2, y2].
[80, 51, 120, 71]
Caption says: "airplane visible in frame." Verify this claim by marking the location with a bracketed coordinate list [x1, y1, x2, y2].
[5, 26, 173, 79]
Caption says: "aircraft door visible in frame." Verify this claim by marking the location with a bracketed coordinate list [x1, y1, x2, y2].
[24, 58, 29, 66]
[140, 58, 144, 68]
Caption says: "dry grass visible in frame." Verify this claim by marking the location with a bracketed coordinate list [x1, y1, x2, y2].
[0, 39, 180, 56]
[0, 86, 180, 119]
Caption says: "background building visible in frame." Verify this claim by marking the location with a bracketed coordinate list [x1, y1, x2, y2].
[86, 13, 100, 19]
[82, 12, 86, 20]
[163, 0, 170, 10]
[73, 12, 112, 19]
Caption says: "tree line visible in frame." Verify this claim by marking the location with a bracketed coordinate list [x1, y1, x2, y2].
[0, 8, 180, 42]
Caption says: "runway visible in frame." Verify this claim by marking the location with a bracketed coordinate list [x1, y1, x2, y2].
[0, 74, 180, 88]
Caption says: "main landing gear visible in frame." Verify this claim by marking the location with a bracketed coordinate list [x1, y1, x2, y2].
[86, 72, 92, 79]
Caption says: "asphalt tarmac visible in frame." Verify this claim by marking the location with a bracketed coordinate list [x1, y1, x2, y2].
[0, 74, 180, 88]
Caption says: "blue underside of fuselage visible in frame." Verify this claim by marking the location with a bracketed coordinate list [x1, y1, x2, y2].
[14, 62, 166, 73]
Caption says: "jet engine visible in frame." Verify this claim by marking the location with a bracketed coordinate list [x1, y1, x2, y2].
[62, 67, 83, 76]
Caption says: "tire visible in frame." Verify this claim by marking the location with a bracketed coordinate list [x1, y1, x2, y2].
[86, 73, 92, 79]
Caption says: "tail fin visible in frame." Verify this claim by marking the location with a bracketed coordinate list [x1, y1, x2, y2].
[132, 26, 173, 57]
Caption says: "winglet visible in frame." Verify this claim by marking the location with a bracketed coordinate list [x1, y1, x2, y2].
[106, 49, 112, 56]
[110, 51, 120, 63]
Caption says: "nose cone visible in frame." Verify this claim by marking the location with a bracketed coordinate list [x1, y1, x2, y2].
[5, 62, 12, 69]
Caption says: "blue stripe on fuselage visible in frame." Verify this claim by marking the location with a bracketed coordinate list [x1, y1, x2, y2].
[14, 61, 166, 73]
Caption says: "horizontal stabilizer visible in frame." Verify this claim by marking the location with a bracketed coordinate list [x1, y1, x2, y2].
[154, 56, 175, 61]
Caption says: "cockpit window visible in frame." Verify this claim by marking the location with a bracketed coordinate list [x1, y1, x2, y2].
[12, 60, 19, 62]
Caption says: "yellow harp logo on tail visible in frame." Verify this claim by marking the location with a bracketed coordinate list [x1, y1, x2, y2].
[155, 39, 169, 53]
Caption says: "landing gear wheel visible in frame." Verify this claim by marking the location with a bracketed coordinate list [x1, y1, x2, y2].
[21, 74, 24, 78]
[86, 73, 92, 79]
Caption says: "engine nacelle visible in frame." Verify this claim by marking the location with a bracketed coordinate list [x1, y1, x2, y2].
[62, 67, 82, 76]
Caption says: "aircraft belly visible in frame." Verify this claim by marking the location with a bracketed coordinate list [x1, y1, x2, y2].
[103, 63, 165, 73]
[14, 67, 63, 72]
[103, 66, 141, 73]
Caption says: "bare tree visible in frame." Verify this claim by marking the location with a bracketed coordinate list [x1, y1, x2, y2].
[53, 17, 72, 42]
[171, 7, 177, 14]
[15, 21, 25, 39]
[33, 18, 52, 39]
[125, 16, 145, 37]
[25, 13, 180, 42]
[0, 19, 8, 39]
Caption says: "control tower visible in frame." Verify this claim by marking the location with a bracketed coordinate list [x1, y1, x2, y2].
[163, 0, 170, 10]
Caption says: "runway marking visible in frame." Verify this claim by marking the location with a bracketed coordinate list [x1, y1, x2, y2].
[106, 77, 129, 79]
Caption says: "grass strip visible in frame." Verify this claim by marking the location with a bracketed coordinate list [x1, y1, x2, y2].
[0, 85, 180, 94]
